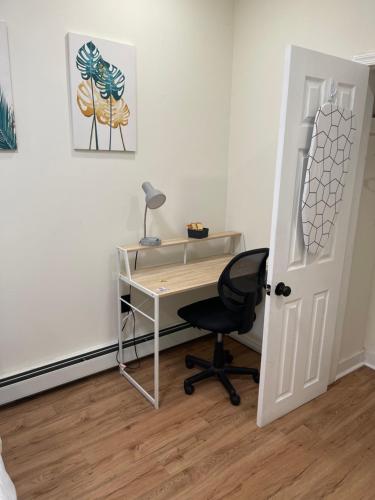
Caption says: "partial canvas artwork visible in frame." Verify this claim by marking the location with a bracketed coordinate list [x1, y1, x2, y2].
[68, 33, 136, 151]
[0, 21, 17, 150]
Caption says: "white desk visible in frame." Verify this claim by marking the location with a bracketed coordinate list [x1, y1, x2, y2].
[116, 231, 242, 407]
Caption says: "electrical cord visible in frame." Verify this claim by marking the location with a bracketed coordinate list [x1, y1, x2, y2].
[116, 313, 129, 364]
[130, 308, 140, 368]
[117, 250, 141, 369]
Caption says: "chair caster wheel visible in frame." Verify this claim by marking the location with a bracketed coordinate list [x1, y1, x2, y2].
[224, 350, 234, 364]
[185, 356, 194, 369]
[252, 372, 260, 384]
[184, 382, 195, 395]
[230, 393, 241, 406]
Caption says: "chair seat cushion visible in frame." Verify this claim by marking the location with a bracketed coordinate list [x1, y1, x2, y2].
[178, 296, 241, 334]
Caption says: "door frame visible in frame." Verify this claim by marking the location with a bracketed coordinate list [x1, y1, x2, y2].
[329, 52, 375, 383]
[352, 52, 375, 66]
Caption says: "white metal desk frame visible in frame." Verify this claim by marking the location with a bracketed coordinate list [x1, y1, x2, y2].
[116, 232, 242, 408]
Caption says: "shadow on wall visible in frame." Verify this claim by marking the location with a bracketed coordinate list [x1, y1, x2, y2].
[364, 177, 375, 195]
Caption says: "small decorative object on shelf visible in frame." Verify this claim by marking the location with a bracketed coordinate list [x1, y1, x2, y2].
[186, 222, 209, 239]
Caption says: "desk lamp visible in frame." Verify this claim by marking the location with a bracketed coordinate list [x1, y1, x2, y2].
[140, 182, 166, 246]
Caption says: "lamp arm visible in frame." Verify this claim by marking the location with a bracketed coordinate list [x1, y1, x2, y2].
[143, 204, 148, 239]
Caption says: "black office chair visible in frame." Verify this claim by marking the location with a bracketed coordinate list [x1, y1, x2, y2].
[178, 248, 269, 405]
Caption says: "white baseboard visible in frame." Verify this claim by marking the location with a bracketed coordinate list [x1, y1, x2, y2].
[365, 350, 375, 370]
[0, 350, 118, 406]
[230, 332, 262, 353]
[336, 349, 375, 381]
[5, 329, 372, 405]
[335, 350, 365, 381]
[0, 327, 202, 406]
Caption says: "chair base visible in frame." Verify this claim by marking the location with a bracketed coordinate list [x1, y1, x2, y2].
[183, 336, 259, 406]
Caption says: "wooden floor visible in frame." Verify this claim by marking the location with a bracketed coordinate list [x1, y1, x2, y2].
[1, 337, 375, 499]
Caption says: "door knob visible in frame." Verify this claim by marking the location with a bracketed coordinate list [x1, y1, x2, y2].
[275, 282, 291, 297]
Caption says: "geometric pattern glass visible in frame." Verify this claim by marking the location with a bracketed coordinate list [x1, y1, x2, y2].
[301, 103, 356, 255]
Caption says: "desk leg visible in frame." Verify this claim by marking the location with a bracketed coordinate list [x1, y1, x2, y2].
[154, 294, 160, 409]
[117, 253, 124, 366]
[117, 281, 124, 365]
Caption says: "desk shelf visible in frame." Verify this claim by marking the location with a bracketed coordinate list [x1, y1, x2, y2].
[118, 231, 241, 253]
[117, 231, 242, 280]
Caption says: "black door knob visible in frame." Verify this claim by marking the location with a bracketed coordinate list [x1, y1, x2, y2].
[275, 282, 291, 297]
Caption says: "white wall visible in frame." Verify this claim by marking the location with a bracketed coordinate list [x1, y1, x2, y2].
[365, 279, 375, 366]
[226, 0, 375, 368]
[362, 131, 375, 365]
[339, 129, 375, 367]
[0, 0, 234, 377]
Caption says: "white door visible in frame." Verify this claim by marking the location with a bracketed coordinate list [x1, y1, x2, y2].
[257, 45, 369, 427]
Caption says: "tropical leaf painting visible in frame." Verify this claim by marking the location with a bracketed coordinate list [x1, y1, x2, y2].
[0, 22, 17, 151]
[68, 33, 136, 152]
[0, 87, 17, 150]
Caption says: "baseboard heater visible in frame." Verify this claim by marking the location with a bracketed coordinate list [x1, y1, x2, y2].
[0, 322, 191, 389]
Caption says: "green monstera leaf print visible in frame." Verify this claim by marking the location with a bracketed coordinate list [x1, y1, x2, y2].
[94, 59, 125, 149]
[76, 41, 101, 149]
[94, 58, 125, 101]
[76, 41, 101, 80]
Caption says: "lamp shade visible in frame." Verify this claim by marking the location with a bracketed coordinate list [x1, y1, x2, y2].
[142, 182, 166, 209]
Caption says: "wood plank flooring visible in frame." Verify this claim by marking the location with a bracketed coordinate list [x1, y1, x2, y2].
[1, 336, 375, 499]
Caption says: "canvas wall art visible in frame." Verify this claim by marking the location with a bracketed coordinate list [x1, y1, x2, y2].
[0, 21, 17, 150]
[68, 33, 136, 152]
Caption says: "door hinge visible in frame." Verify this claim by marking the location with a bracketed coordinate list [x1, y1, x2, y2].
[266, 284, 271, 296]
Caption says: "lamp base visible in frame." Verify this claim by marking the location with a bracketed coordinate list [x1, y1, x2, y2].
[139, 236, 162, 246]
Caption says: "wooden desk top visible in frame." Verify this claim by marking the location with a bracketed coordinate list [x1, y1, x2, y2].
[127, 254, 233, 297]
[118, 231, 241, 253]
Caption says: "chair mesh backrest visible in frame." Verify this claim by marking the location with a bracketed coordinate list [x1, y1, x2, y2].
[218, 249, 269, 334]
